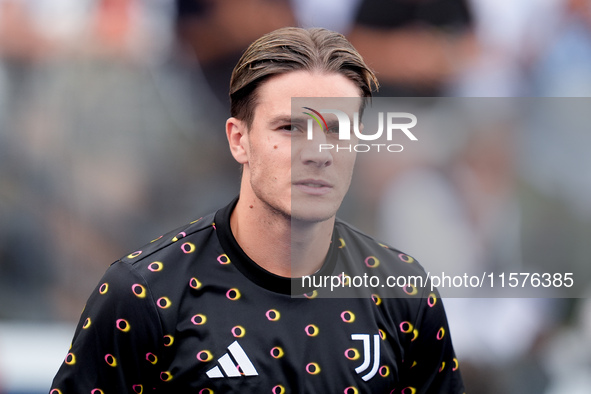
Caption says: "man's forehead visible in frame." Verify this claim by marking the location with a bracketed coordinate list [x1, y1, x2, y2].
[264, 109, 359, 126]
[250, 71, 363, 124]
[294, 98, 364, 120]
[258, 71, 362, 99]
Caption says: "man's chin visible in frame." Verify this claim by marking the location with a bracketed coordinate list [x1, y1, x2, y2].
[290, 208, 337, 225]
[290, 196, 342, 224]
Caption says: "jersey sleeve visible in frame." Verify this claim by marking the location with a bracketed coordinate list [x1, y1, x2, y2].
[50, 261, 164, 393]
[398, 287, 465, 394]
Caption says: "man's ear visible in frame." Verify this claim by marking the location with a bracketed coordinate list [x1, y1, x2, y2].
[226, 117, 249, 164]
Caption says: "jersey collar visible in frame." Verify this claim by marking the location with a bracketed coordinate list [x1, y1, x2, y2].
[215, 196, 338, 295]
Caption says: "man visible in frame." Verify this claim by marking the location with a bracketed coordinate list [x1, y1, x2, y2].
[51, 27, 464, 393]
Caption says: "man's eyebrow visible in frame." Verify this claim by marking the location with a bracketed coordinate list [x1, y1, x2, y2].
[325, 119, 340, 129]
[267, 115, 307, 126]
[266, 114, 343, 130]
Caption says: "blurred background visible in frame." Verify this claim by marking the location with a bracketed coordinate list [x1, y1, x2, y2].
[1, 0, 591, 392]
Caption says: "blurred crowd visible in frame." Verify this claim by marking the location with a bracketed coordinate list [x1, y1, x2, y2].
[1, 0, 591, 393]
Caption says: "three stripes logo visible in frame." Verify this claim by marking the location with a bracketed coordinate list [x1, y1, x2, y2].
[206, 341, 259, 378]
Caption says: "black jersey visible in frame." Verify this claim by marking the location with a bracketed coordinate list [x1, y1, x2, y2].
[51, 198, 464, 393]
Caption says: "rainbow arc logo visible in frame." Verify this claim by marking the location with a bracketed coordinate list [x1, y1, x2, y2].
[302, 107, 328, 132]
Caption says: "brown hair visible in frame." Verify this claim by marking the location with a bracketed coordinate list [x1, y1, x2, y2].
[229, 27, 378, 128]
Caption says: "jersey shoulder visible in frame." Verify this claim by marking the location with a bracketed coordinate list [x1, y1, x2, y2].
[334, 219, 431, 297]
[116, 211, 217, 272]
[335, 219, 425, 273]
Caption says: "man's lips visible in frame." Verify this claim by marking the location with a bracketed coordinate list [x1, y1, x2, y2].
[293, 179, 333, 195]
[293, 179, 332, 188]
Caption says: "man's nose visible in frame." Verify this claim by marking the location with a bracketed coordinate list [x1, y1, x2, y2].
[299, 129, 333, 167]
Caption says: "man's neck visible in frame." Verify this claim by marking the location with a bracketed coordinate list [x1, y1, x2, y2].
[230, 195, 334, 278]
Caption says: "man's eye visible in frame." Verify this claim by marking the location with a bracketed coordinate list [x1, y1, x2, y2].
[326, 127, 340, 134]
[280, 124, 300, 132]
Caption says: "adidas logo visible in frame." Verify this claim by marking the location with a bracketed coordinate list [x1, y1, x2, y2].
[206, 341, 259, 378]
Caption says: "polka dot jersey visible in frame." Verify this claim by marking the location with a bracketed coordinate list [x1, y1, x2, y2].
[51, 197, 464, 393]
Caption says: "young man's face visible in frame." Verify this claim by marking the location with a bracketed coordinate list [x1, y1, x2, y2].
[239, 70, 361, 223]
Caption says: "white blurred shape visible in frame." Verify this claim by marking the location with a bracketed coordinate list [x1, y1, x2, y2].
[0, 323, 75, 392]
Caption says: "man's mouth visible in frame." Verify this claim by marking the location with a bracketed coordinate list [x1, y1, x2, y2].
[293, 179, 333, 195]
[300, 183, 325, 188]
[294, 179, 332, 187]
